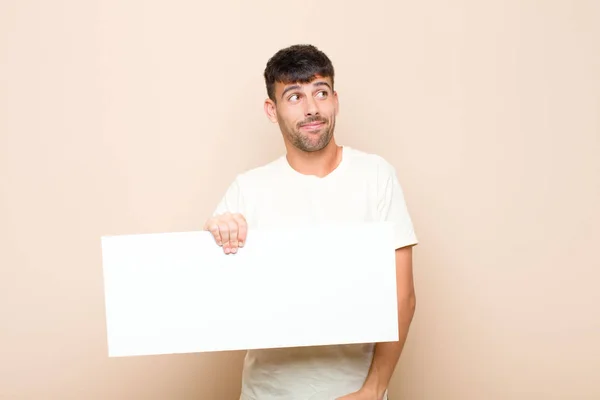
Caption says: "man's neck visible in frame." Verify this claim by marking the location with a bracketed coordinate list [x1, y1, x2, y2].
[285, 141, 342, 178]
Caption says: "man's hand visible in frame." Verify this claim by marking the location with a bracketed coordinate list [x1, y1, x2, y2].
[336, 388, 380, 400]
[203, 212, 247, 254]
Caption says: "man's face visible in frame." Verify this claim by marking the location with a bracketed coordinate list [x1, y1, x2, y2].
[265, 76, 339, 152]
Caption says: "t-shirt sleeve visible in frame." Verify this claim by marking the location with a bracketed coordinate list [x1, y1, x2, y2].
[212, 175, 246, 217]
[377, 160, 418, 249]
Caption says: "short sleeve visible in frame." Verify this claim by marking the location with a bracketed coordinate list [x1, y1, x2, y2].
[212, 175, 246, 216]
[377, 161, 418, 249]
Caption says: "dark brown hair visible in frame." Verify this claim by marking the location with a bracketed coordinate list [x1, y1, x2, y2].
[263, 44, 335, 102]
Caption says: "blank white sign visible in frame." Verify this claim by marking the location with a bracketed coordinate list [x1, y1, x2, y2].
[100, 222, 399, 357]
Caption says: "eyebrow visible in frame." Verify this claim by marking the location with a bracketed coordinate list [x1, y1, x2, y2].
[280, 81, 332, 100]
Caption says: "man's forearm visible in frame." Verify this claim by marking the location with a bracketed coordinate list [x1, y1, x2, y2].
[360, 245, 417, 399]
[361, 295, 416, 398]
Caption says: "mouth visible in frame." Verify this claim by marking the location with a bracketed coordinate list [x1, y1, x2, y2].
[299, 121, 325, 132]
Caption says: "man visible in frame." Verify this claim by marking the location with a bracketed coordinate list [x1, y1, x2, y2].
[203, 44, 418, 400]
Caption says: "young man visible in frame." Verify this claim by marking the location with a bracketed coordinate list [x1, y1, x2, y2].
[204, 44, 418, 400]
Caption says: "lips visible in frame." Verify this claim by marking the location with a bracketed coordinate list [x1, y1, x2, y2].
[300, 121, 325, 130]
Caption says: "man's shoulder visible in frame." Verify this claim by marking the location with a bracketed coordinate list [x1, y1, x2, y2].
[234, 155, 287, 185]
[345, 146, 396, 175]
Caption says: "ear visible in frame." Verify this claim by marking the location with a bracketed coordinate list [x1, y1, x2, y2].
[264, 99, 278, 123]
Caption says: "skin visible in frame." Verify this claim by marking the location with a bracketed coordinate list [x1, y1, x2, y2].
[204, 76, 416, 400]
[263, 75, 341, 178]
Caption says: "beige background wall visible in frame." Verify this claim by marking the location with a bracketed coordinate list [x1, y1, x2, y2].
[1, 1, 598, 399]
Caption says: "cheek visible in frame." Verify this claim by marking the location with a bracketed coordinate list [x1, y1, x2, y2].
[280, 110, 302, 126]
[321, 102, 336, 116]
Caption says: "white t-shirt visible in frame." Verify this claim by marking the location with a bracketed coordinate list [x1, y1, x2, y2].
[212, 146, 418, 400]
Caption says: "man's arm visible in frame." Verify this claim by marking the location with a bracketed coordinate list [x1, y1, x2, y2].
[360, 245, 417, 398]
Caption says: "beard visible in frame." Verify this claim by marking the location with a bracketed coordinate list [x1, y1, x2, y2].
[284, 115, 336, 153]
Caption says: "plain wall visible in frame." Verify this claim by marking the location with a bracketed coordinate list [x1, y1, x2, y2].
[1, 1, 598, 399]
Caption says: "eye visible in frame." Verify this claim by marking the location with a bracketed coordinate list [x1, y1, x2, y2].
[288, 94, 300, 102]
[316, 90, 328, 98]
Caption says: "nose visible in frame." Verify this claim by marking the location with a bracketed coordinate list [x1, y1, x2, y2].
[304, 95, 319, 116]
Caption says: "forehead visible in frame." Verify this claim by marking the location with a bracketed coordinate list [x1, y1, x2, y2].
[276, 76, 333, 93]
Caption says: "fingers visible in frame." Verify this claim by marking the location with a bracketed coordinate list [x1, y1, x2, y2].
[232, 213, 247, 247]
[226, 218, 238, 252]
[205, 218, 222, 246]
[204, 213, 247, 255]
